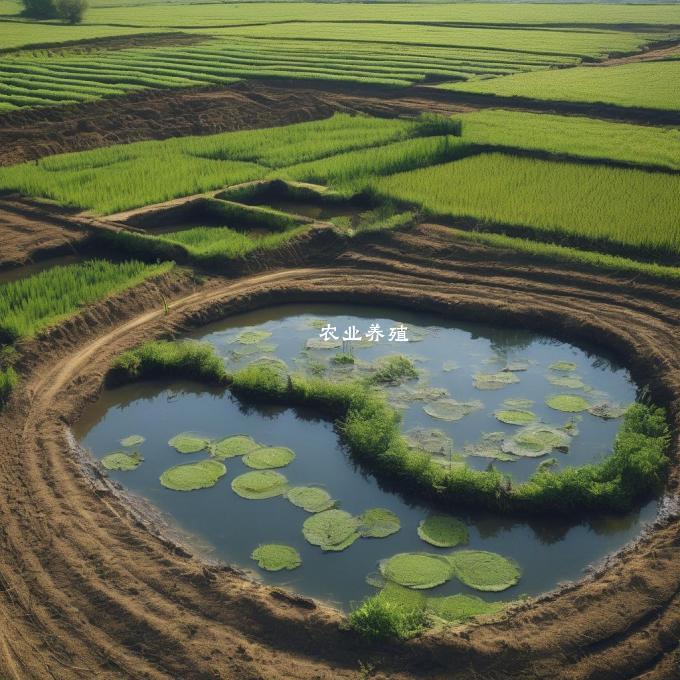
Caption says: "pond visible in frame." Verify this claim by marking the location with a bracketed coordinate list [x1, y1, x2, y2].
[74, 304, 657, 610]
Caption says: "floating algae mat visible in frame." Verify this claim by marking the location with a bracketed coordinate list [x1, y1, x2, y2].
[75, 304, 655, 609]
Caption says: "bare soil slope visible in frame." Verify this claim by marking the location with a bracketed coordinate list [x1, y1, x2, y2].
[0, 224, 679, 679]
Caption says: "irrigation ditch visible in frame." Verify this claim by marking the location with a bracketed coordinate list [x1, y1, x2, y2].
[0, 218, 679, 679]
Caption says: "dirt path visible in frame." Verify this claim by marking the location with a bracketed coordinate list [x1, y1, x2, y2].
[1, 226, 680, 678]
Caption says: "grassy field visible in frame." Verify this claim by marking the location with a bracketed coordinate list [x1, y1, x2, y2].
[0, 114, 424, 212]
[456, 110, 680, 170]
[437, 61, 680, 111]
[0, 0, 677, 111]
[371, 154, 680, 255]
[0, 259, 173, 343]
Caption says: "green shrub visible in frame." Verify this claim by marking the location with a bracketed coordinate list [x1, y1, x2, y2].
[348, 590, 427, 641]
[109, 340, 228, 385]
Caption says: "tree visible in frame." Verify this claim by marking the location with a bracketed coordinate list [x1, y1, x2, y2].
[55, 0, 88, 23]
[20, 0, 57, 19]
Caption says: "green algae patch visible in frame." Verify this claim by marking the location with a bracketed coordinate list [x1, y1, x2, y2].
[502, 423, 571, 457]
[404, 427, 454, 461]
[426, 594, 505, 623]
[442, 360, 459, 372]
[168, 432, 210, 454]
[448, 550, 521, 592]
[210, 434, 259, 459]
[424, 398, 483, 422]
[251, 544, 301, 571]
[231, 470, 288, 499]
[101, 451, 143, 471]
[286, 486, 335, 513]
[380, 552, 453, 590]
[160, 459, 226, 491]
[243, 446, 295, 469]
[546, 394, 590, 413]
[358, 508, 401, 538]
[503, 398, 534, 409]
[473, 372, 520, 390]
[120, 434, 145, 447]
[234, 330, 273, 345]
[548, 374, 586, 389]
[302, 509, 360, 551]
[417, 515, 468, 548]
[494, 409, 537, 426]
[588, 401, 628, 419]
[549, 361, 577, 372]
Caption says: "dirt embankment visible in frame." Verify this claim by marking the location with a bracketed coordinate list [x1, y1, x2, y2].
[0, 81, 474, 167]
[0, 224, 679, 679]
[0, 197, 92, 270]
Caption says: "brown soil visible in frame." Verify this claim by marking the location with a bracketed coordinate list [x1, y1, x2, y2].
[594, 40, 680, 66]
[0, 196, 92, 269]
[0, 223, 679, 679]
[0, 80, 475, 167]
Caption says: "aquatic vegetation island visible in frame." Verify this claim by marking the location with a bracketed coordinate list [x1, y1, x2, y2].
[0, 0, 678, 675]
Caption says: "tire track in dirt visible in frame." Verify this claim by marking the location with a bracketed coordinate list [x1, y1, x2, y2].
[1, 228, 679, 678]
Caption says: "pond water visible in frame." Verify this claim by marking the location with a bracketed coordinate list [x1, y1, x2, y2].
[74, 304, 657, 610]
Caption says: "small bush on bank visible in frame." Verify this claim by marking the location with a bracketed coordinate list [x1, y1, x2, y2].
[348, 588, 427, 641]
[0, 367, 18, 407]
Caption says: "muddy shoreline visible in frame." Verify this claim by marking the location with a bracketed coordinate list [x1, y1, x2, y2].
[0, 224, 679, 678]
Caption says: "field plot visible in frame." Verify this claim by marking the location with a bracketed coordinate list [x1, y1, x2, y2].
[0, 0, 677, 111]
[371, 154, 680, 256]
[437, 60, 680, 111]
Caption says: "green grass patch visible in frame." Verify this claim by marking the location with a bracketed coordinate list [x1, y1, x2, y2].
[0, 366, 19, 406]
[231, 470, 288, 499]
[168, 432, 210, 454]
[242, 445, 295, 469]
[0, 259, 173, 344]
[494, 409, 537, 426]
[380, 552, 453, 589]
[417, 515, 468, 548]
[357, 508, 401, 538]
[251, 544, 301, 571]
[302, 508, 360, 551]
[440, 61, 680, 112]
[426, 593, 505, 623]
[100, 451, 143, 471]
[160, 459, 226, 491]
[286, 486, 335, 513]
[120, 434, 145, 447]
[448, 550, 521, 592]
[209, 434, 259, 459]
[371, 154, 680, 258]
[546, 394, 591, 413]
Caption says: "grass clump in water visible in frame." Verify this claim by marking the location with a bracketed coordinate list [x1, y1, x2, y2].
[286, 486, 335, 513]
[120, 434, 145, 447]
[110, 340, 228, 386]
[546, 394, 590, 413]
[424, 398, 483, 422]
[168, 432, 211, 454]
[160, 459, 226, 491]
[210, 434, 259, 459]
[101, 451, 143, 471]
[348, 583, 428, 641]
[233, 330, 273, 345]
[417, 515, 468, 548]
[357, 508, 401, 538]
[588, 401, 627, 420]
[381, 552, 453, 589]
[303, 509, 360, 551]
[231, 470, 288, 499]
[548, 374, 586, 389]
[494, 409, 537, 426]
[243, 446, 295, 469]
[448, 550, 521, 592]
[332, 353, 355, 365]
[367, 355, 418, 385]
[251, 544, 301, 571]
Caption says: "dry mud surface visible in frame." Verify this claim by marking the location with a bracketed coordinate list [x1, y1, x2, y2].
[0, 197, 91, 269]
[0, 224, 679, 679]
